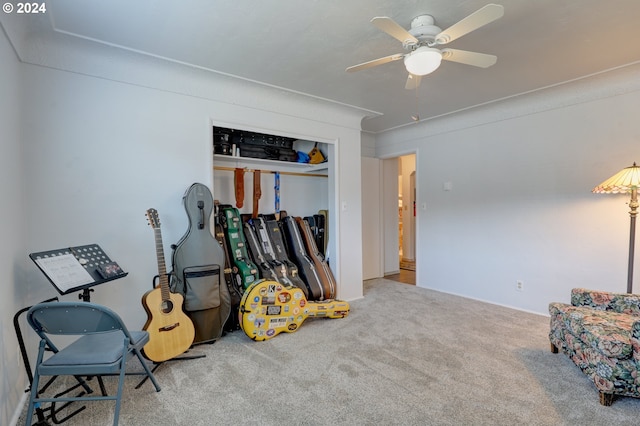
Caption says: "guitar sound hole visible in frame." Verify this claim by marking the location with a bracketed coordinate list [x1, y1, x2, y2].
[161, 300, 174, 314]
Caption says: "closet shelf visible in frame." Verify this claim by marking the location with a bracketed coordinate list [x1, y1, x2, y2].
[213, 154, 328, 174]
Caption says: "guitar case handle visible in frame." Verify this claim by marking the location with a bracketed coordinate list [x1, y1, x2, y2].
[197, 200, 205, 229]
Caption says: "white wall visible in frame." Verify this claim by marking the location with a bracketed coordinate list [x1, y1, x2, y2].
[18, 62, 365, 310]
[361, 132, 376, 158]
[3, 29, 367, 423]
[377, 64, 640, 315]
[0, 26, 28, 426]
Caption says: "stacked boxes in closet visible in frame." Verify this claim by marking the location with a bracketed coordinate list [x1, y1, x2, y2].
[213, 127, 298, 162]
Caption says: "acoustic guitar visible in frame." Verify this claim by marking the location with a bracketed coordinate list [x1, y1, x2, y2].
[239, 279, 350, 341]
[142, 208, 195, 362]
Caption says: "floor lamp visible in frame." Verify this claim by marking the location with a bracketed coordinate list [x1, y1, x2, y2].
[592, 162, 640, 293]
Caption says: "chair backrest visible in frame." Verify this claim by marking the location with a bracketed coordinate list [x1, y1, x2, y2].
[27, 301, 131, 338]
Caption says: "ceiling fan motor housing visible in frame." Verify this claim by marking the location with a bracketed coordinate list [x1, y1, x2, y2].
[405, 14, 444, 76]
[408, 15, 442, 47]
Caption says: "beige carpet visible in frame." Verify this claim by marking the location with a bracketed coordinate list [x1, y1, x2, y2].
[18, 279, 640, 425]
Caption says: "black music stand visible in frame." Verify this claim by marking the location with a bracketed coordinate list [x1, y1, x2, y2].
[29, 244, 128, 302]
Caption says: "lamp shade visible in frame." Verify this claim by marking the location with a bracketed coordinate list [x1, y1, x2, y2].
[592, 162, 640, 194]
[404, 47, 442, 76]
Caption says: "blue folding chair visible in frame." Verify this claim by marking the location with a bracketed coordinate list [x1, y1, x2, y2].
[25, 301, 161, 425]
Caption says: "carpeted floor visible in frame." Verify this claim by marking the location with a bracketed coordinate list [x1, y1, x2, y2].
[18, 279, 640, 425]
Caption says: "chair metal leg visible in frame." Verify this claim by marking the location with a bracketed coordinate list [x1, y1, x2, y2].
[112, 339, 130, 426]
[25, 341, 46, 426]
[25, 343, 93, 425]
[134, 349, 161, 391]
[25, 375, 40, 426]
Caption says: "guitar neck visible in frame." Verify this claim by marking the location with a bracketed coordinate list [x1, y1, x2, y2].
[153, 227, 171, 301]
[305, 300, 350, 319]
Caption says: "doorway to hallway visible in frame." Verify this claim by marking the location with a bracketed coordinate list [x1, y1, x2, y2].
[361, 154, 417, 285]
[398, 154, 416, 267]
[385, 154, 416, 285]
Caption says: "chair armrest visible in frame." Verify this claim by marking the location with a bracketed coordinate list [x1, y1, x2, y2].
[571, 288, 640, 315]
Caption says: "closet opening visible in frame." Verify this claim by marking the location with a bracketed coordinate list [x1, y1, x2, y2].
[209, 123, 339, 294]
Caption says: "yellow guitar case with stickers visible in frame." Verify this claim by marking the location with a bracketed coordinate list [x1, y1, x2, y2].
[239, 279, 349, 341]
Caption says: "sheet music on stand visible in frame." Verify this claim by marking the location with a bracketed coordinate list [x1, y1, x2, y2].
[29, 244, 128, 298]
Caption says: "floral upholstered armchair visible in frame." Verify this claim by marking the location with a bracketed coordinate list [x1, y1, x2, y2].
[549, 288, 640, 406]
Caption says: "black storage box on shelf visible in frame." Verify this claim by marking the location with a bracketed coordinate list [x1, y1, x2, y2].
[214, 127, 298, 162]
[233, 132, 295, 149]
[239, 145, 298, 162]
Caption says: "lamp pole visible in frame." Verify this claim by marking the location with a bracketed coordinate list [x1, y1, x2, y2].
[593, 162, 640, 293]
[627, 188, 638, 293]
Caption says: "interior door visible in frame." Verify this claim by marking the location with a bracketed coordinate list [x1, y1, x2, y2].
[361, 157, 383, 279]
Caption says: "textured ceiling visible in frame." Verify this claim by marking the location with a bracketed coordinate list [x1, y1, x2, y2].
[4, 0, 640, 133]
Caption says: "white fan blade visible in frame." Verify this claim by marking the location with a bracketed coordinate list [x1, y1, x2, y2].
[405, 74, 422, 90]
[371, 17, 418, 45]
[346, 53, 404, 73]
[441, 49, 497, 68]
[435, 4, 504, 45]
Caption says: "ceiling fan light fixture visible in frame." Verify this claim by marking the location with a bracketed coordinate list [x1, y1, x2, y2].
[404, 46, 442, 76]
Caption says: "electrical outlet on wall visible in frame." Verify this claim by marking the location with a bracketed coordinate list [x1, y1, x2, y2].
[516, 280, 524, 291]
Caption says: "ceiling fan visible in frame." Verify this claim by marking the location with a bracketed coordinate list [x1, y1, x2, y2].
[346, 3, 504, 89]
